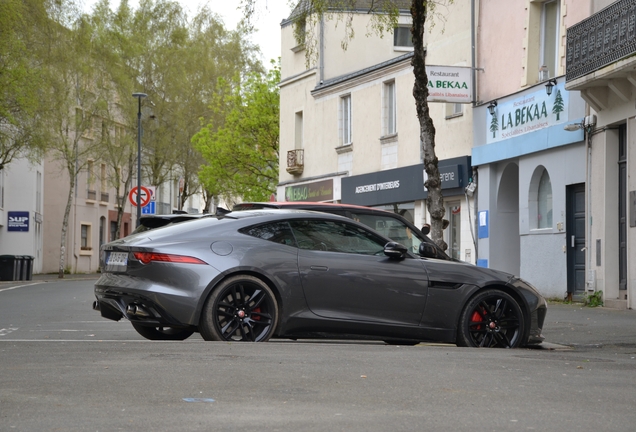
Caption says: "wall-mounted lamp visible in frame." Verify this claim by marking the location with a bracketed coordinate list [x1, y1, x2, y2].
[564, 115, 597, 132]
[545, 78, 557, 96]
[487, 101, 497, 116]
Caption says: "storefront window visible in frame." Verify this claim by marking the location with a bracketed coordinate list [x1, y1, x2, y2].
[537, 170, 553, 228]
[446, 203, 461, 260]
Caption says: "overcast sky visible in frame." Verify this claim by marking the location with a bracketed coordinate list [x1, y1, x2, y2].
[81, 0, 292, 66]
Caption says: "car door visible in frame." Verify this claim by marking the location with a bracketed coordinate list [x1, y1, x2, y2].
[289, 219, 429, 325]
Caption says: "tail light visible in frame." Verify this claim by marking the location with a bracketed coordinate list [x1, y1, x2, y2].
[133, 252, 207, 265]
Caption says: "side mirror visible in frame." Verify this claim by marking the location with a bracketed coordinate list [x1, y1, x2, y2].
[421, 225, 430, 235]
[384, 241, 408, 259]
[418, 242, 438, 258]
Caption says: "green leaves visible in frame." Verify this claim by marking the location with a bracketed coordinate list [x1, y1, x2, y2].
[194, 65, 280, 203]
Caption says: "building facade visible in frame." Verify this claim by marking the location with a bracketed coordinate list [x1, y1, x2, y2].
[473, 0, 593, 299]
[278, 1, 477, 263]
[565, 0, 636, 309]
[0, 159, 44, 275]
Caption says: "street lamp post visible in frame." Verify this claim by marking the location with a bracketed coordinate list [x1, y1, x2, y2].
[132, 92, 147, 228]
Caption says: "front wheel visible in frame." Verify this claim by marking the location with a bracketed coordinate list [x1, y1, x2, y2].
[456, 290, 525, 348]
[131, 322, 194, 341]
[200, 275, 278, 342]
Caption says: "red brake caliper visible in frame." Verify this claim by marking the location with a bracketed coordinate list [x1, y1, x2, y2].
[470, 311, 483, 329]
[252, 307, 261, 321]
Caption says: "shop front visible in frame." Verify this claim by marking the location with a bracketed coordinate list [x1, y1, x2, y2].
[341, 156, 474, 262]
[473, 79, 587, 299]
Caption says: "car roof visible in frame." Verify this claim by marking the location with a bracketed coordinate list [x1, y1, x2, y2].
[232, 202, 393, 214]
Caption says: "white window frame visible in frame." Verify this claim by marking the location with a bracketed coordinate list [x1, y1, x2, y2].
[383, 81, 397, 136]
[340, 94, 352, 146]
[393, 26, 413, 49]
[539, 0, 560, 79]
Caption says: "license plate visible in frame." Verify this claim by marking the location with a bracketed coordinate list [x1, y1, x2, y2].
[107, 252, 128, 266]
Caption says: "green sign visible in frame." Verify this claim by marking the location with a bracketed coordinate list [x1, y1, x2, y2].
[285, 179, 334, 202]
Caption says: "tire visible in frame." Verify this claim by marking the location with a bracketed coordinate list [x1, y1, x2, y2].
[131, 322, 194, 341]
[200, 275, 278, 342]
[456, 289, 525, 348]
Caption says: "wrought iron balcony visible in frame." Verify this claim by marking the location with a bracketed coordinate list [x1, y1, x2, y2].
[87, 189, 97, 200]
[286, 149, 304, 175]
[100, 192, 109, 203]
[566, 0, 636, 81]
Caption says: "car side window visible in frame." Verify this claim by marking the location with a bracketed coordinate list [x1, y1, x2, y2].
[350, 213, 422, 254]
[240, 222, 296, 247]
[289, 220, 386, 255]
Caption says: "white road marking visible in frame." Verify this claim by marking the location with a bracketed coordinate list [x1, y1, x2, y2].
[0, 328, 18, 336]
[0, 282, 44, 293]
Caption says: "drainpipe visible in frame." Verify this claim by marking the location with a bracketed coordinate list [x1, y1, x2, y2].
[319, 14, 325, 83]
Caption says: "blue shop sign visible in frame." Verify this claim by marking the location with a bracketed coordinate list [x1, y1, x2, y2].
[8, 211, 30, 232]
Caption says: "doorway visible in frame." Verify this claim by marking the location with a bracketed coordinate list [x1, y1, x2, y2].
[566, 183, 585, 299]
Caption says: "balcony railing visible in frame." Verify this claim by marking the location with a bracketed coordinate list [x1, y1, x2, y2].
[566, 0, 636, 81]
[87, 189, 97, 200]
[100, 192, 109, 203]
[286, 149, 304, 175]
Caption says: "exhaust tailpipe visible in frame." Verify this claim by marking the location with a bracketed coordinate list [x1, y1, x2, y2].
[92, 301, 100, 311]
[126, 304, 151, 317]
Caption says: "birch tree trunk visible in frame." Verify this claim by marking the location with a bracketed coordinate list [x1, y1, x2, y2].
[411, 0, 447, 251]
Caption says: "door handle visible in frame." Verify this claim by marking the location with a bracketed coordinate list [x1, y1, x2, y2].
[571, 235, 575, 247]
[310, 265, 328, 271]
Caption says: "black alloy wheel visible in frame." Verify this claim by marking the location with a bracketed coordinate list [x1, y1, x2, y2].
[131, 322, 195, 340]
[200, 275, 278, 342]
[456, 290, 525, 348]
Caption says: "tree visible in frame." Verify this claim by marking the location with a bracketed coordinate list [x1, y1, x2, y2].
[194, 65, 281, 203]
[240, 0, 451, 249]
[0, 0, 52, 170]
[41, 5, 112, 277]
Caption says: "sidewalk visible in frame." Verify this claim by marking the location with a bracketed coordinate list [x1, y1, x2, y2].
[542, 302, 636, 349]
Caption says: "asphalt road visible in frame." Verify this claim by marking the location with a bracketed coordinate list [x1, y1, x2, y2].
[1, 278, 635, 431]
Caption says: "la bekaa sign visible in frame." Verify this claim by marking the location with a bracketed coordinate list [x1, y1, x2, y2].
[486, 83, 569, 144]
[426, 65, 472, 103]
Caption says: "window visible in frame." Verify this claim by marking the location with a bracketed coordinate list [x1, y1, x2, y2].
[81, 223, 92, 250]
[445, 103, 463, 118]
[445, 203, 461, 260]
[537, 170, 553, 228]
[87, 160, 95, 188]
[540, 0, 559, 80]
[340, 95, 352, 146]
[394, 26, 413, 48]
[383, 81, 396, 136]
[110, 221, 117, 241]
[100, 217, 106, 248]
[295, 111, 303, 149]
[289, 220, 386, 255]
[350, 212, 423, 255]
[241, 222, 296, 246]
[293, 16, 307, 47]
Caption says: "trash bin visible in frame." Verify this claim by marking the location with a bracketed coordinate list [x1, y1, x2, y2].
[0, 255, 20, 281]
[22, 256, 34, 281]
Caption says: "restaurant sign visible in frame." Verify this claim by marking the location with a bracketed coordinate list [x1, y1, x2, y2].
[486, 82, 569, 144]
[285, 179, 334, 202]
[426, 65, 472, 104]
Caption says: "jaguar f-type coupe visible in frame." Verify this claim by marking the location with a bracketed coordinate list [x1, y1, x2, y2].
[93, 210, 546, 348]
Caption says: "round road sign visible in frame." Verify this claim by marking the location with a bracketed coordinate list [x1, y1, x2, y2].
[129, 186, 151, 207]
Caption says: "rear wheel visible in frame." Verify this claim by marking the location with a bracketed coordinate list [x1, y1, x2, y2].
[131, 322, 194, 341]
[200, 275, 278, 342]
[456, 290, 525, 348]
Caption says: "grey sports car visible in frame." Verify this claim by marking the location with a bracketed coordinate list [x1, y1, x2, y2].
[93, 209, 547, 348]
